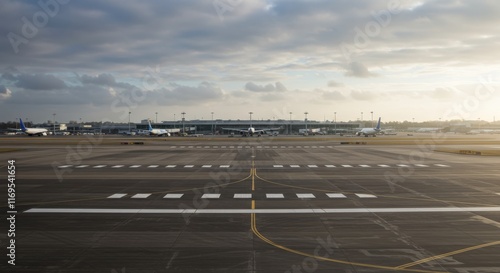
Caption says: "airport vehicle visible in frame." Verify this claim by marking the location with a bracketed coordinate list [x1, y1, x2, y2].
[19, 118, 48, 136]
[356, 117, 381, 137]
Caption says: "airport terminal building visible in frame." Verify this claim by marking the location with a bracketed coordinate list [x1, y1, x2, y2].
[135, 119, 362, 135]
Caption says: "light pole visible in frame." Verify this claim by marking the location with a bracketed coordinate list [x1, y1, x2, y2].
[334, 112, 337, 135]
[128, 111, 131, 133]
[181, 112, 186, 134]
[174, 114, 176, 128]
[155, 112, 158, 124]
[304, 112, 308, 132]
[361, 112, 363, 122]
[249, 112, 253, 127]
[53, 113, 56, 135]
[289, 112, 292, 135]
[371, 111, 373, 127]
[211, 112, 214, 135]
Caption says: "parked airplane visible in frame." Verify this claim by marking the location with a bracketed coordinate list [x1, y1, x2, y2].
[356, 117, 381, 137]
[147, 121, 181, 136]
[19, 118, 48, 136]
[222, 124, 280, 137]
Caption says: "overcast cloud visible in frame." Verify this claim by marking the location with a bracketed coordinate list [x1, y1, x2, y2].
[1, 0, 499, 122]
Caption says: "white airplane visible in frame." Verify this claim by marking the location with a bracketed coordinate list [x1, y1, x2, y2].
[148, 121, 171, 136]
[19, 118, 48, 136]
[356, 117, 381, 137]
[222, 124, 280, 137]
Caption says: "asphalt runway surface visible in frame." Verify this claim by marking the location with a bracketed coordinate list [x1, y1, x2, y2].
[1, 135, 500, 272]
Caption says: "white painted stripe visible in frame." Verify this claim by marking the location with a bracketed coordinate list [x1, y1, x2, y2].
[355, 193, 377, 198]
[220, 165, 230, 168]
[58, 165, 72, 168]
[129, 165, 141, 168]
[327, 146, 333, 148]
[26, 207, 500, 214]
[131, 193, 151, 199]
[307, 165, 318, 168]
[245, 146, 251, 149]
[179, 146, 185, 148]
[496, 193, 500, 196]
[264, 146, 270, 148]
[397, 164, 409, 167]
[204, 146, 210, 148]
[202, 165, 212, 168]
[296, 146, 302, 148]
[272, 146, 278, 148]
[213, 146, 219, 148]
[170, 146, 177, 148]
[147, 165, 159, 168]
[435, 164, 450, 167]
[312, 146, 318, 148]
[266, 193, 284, 198]
[234, 193, 252, 199]
[280, 146, 286, 148]
[237, 146, 242, 148]
[326, 193, 347, 198]
[163, 193, 184, 199]
[378, 164, 390, 167]
[188, 146, 193, 148]
[415, 164, 428, 167]
[111, 165, 124, 168]
[319, 146, 325, 148]
[221, 146, 226, 148]
[165, 165, 176, 168]
[359, 165, 371, 167]
[196, 146, 202, 148]
[288, 146, 293, 148]
[296, 193, 315, 199]
[257, 146, 262, 148]
[229, 146, 235, 148]
[107, 193, 126, 199]
[184, 165, 194, 168]
[93, 165, 107, 168]
[304, 146, 310, 148]
[325, 165, 336, 168]
[341, 165, 352, 168]
[273, 165, 283, 168]
[201, 193, 221, 199]
[290, 165, 300, 168]
[75, 165, 89, 168]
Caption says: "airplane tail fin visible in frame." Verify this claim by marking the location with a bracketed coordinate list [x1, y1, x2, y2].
[148, 120, 153, 131]
[375, 117, 381, 130]
[19, 118, 27, 131]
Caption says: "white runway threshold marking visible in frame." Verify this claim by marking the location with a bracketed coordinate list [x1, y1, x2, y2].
[164, 194, 184, 199]
[25, 207, 500, 214]
[107, 193, 127, 199]
[131, 193, 151, 199]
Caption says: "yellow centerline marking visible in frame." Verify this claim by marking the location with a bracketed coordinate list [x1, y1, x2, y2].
[396, 240, 500, 269]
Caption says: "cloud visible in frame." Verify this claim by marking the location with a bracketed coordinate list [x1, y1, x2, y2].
[14, 74, 67, 90]
[322, 90, 346, 100]
[344, 62, 376, 78]
[0, 85, 12, 100]
[327, 80, 344, 87]
[244, 82, 287, 92]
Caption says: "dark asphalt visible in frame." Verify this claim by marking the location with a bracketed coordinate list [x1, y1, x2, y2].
[1, 137, 500, 272]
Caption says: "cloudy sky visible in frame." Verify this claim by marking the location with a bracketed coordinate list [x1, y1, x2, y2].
[1, 0, 500, 123]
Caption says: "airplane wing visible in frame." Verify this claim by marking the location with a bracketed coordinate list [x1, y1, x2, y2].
[253, 128, 281, 133]
[222, 128, 246, 133]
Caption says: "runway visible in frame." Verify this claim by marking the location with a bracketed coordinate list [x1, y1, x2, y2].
[1, 135, 500, 272]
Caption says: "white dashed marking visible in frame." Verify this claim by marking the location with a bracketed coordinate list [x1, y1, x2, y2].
[273, 165, 284, 168]
[111, 165, 124, 168]
[93, 165, 107, 168]
[107, 193, 127, 199]
[165, 165, 176, 168]
[147, 165, 159, 168]
[202, 165, 212, 168]
[220, 165, 230, 168]
[164, 194, 184, 199]
[326, 193, 347, 198]
[290, 165, 300, 168]
[234, 194, 252, 199]
[355, 193, 377, 198]
[184, 165, 194, 168]
[201, 193, 221, 199]
[266, 193, 284, 199]
[129, 165, 141, 168]
[75, 165, 89, 168]
[325, 165, 336, 168]
[296, 193, 315, 199]
[131, 193, 151, 199]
